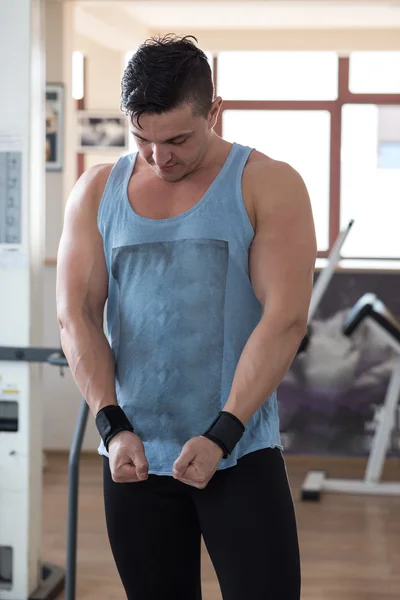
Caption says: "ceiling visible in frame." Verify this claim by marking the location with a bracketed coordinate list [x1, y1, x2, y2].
[75, 0, 400, 30]
[122, 1, 400, 29]
[73, 1, 400, 52]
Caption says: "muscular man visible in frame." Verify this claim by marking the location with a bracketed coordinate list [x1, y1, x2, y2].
[56, 35, 316, 600]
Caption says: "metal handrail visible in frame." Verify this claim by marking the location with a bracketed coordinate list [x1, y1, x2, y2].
[66, 397, 89, 600]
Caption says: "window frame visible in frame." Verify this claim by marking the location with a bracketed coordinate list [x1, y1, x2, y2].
[213, 56, 400, 260]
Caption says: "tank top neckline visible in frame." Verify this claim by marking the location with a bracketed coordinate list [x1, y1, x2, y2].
[123, 142, 239, 224]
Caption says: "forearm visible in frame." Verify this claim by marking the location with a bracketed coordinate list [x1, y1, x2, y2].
[59, 310, 117, 416]
[223, 315, 306, 424]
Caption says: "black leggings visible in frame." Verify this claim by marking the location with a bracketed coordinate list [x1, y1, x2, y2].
[103, 448, 300, 600]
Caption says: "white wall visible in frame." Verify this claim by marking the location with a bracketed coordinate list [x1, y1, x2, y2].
[45, 0, 64, 259]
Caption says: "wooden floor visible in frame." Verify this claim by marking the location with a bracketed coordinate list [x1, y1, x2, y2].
[42, 453, 400, 600]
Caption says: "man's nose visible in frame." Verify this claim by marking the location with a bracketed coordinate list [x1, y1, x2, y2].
[152, 144, 172, 166]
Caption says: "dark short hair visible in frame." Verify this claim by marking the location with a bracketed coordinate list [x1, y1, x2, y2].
[121, 34, 214, 126]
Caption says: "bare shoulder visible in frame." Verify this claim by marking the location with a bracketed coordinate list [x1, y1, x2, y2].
[247, 150, 307, 196]
[246, 149, 301, 175]
[60, 163, 115, 251]
[82, 162, 114, 183]
[68, 163, 114, 209]
[242, 150, 311, 229]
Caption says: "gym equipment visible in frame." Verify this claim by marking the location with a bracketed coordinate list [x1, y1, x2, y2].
[0, 346, 87, 600]
[307, 220, 354, 324]
[297, 219, 354, 354]
[0, 347, 66, 599]
[301, 293, 400, 500]
[283, 219, 354, 448]
[0, 1, 50, 597]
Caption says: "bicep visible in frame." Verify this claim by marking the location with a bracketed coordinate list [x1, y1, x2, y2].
[56, 169, 109, 327]
[249, 164, 317, 323]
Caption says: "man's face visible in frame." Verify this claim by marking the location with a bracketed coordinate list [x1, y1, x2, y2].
[130, 102, 218, 182]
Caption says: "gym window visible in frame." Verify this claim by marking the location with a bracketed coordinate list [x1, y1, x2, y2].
[223, 109, 331, 251]
[213, 51, 400, 262]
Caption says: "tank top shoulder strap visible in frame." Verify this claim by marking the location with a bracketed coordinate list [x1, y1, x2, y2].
[216, 142, 253, 191]
[97, 152, 137, 234]
[215, 142, 254, 236]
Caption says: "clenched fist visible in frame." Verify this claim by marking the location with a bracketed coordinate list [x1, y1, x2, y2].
[108, 430, 149, 483]
[172, 436, 224, 489]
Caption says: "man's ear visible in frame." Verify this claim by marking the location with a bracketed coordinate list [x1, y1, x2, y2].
[208, 96, 223, 130]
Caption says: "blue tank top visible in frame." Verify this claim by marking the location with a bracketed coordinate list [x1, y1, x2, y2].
[97, 142, 282, 475]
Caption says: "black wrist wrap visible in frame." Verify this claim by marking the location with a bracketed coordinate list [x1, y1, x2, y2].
[202, 411, 245, 459]
[95, 405, 134, 451]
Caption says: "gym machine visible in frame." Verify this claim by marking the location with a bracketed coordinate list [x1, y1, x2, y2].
[0, 1, 87, 597]
[0, 348, 66, 599]
[0, 346, 87, 600]
[307, 220, 354, 324]
[301, 293, 400, 500]
[298, 218, 354, 353]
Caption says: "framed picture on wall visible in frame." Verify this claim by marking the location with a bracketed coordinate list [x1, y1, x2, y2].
[46, 83, 64, 171]
[77, 111, 129, 153]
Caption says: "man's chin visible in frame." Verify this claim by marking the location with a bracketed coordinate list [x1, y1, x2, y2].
[155, 165, 185, 182]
